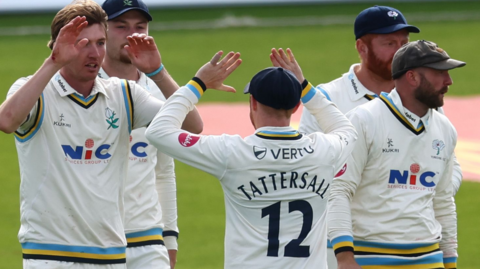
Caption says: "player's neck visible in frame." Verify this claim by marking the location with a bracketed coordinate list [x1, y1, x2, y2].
[253, 110, 291, 129]
[396, 87, 429, 117]
[59, 69, 94, 98]
[103, 58, 140, 82]
[355, 64, 395, 95]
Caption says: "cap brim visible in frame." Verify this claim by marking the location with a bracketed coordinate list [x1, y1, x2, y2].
[243, 82, 251, 94]
[424, 59, 466, 70]
[370, 24, 420, 35]
[108, 7, 153, 21]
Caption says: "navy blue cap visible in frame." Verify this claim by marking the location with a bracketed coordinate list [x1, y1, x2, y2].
[244, 67, 302, 110]
[354, 6, 419, 40]
[102, 0, 152, 21]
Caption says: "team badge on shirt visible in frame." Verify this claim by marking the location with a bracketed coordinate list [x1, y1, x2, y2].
[432, 140, 445, 155]
[105, 108, 119, 129]
[253, 146, 267, 160]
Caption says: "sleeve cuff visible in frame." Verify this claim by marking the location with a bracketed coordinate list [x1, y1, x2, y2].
[186, 77, 206, 99]
[331, 235, 354, 255]
[300, 80, 316, 104]
[163, 230, 179, 250]
[443, 257, 457, 269]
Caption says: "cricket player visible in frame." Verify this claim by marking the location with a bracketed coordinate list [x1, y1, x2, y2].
[328, 40, 464, 268]
[299, 5, 462, 194]
[100, 0, 202, 267]
[296, 6, 462, 268]
[145, 50, 357, 269]
[0, 1, 197, 268]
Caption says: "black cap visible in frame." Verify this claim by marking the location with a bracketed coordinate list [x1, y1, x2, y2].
[354, 5, 419, 40]
[244, 67, 301, 110]
[392, 40, 466, 79]
[102, 0, 152, 21]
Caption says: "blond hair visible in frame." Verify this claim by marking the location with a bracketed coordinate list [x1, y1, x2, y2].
[48, 0, 107, 49]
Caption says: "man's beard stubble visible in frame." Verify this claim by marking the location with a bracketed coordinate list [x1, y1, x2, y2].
[414, 73, 448, 109]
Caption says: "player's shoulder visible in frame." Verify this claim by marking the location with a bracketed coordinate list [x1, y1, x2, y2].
[7, 76, 33, 97]
[96, 76, 142, 96]
[316, 76, 343, 95]
[432, 109, 457, 136]
[345, 100, 383, 130]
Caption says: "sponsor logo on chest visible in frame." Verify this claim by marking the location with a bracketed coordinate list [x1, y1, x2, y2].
[62, 139, 113, 164]
[388, 163, 437, 192]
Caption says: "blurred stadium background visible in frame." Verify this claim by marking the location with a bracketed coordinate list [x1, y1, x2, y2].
[0, 1, 479, 268]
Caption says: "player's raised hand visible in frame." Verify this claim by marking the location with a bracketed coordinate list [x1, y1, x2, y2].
[270, 48, 305, 83]
[124, 33, 162, 74]
[195, 51, 242, 93]
[50, 16, 89, 67]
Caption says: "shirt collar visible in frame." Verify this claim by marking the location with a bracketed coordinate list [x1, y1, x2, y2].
[52, 71, 108, 98]
[386, 89, 432, 132]
[255, 126, 302, 140]
[344, 64, 378, 101]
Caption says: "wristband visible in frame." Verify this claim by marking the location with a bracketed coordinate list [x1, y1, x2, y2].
[146, 63, 164, 77]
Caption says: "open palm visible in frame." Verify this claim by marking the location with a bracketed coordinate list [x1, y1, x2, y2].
[51, 16, 89, 67]
[124, 33, 162, 74]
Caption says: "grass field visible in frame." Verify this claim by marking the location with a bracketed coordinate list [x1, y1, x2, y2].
[0, 2, 479, 268]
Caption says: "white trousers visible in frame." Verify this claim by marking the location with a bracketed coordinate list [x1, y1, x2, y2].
[23, 260, 126, 269]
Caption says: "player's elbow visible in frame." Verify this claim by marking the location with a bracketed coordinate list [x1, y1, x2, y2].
[181, 117, 203, 134]
[145, 126, 156, 143]
[187, 121, 203, 134]
[0, 112, 19, 134]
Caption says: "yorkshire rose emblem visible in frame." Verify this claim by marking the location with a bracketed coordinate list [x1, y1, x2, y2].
[387, 11, 398, 19]
[105, 107, 119, 129]
[432, 139, 445, 155]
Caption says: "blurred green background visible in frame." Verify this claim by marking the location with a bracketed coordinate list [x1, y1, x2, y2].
[0, 2, 479, 268]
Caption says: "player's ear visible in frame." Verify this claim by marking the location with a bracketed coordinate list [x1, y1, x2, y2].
[356, 38, 368, 57]
[250, 95, 258, 111]
[292, 101, 301, 114]
[405, 70, 420, 87]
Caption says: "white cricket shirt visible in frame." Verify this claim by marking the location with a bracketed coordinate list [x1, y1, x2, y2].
[145, 80, 357, 269]
[328, 89, 457, 268]
[9, 72, 162, 264]
[98, 69, 178, 250]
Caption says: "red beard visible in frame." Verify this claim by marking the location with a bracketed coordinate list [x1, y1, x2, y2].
[364, 44, 393, 81]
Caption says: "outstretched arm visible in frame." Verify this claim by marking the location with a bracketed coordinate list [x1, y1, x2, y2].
[124, 33, 203, 133]
[0, 16, 88, 133]
[145, 51, 241, 177]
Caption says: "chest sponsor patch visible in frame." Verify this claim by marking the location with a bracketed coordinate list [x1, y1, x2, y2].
[178, 133, 200, 147]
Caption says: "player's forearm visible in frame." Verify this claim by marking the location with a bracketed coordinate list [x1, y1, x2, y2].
[434, 157, 458, 260]
[146, 79, 201, 154]
[156, 174, 179, 249]
[327, 179, 356, 251]
[452, 154, 462, 195]
[181, 107, 203, 134]
[298, 108, 322, 134]
[0, 58, 59, 133]
[149, 67, 179, 99]
[301, 80, 356, 141]
[149, 68, 203, 134]
[168, 249, 177, 269]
